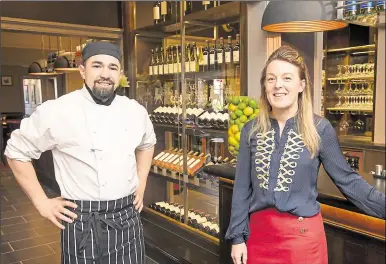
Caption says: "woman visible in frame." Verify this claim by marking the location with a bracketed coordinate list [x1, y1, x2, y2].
[225, 45, 385, 264]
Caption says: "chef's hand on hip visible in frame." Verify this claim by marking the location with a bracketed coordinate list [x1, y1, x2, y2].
[231, 243, 247, 264]
[35, 197, 78, 229]
[134, 185, 145, 213]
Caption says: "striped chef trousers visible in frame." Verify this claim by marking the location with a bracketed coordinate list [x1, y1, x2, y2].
[61, 194, 145, 264]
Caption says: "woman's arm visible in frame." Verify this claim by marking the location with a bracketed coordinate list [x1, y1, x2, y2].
[319, 120, 385, 219]
[225, 124, 253, 244]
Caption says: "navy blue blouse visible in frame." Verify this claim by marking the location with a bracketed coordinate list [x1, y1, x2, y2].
[225, 115, 386, 245]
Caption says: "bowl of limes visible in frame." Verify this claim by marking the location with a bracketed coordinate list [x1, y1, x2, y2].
[227, 96, 259, 157]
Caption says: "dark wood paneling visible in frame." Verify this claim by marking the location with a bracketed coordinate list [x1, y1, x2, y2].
[1, 1, 121, 28]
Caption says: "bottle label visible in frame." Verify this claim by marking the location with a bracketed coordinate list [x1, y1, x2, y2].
[173, 63, 178, 73]
[159, 64, 164, 75]
[149, 66, 153, 75]
[217, 54, 223, 64]
[164, 64, 169, 74]
[168, 155, 179, 164]
[189, 158, 201, 169]
[169, 64, 174, 74]
[161, 2, 167, 15]
[225, 52, 231, 63]
[233, 51, 239, 62]
[345, 1, 357, 11]
[164, 154, 176, 162]
[178, 63, 181, 72]
[203, 55, 208, 65]
[158, 153, 170, 162]
[153, 65, 158, 75]
[154, 151, 165, 160]
[377, 1, 385, 7]
[185, 61, 190, 72]
[173, 156, 182, 165]
[153, 6, 160, 20]
[202, 1, 210, 5]
[189, 61, 196, 72]
[210, 54, 215, 65]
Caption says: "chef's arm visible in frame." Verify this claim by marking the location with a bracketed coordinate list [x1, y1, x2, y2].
[4, 102, 56, 207]
[6, 159, 49, 207]
[135, 146, 155, 191]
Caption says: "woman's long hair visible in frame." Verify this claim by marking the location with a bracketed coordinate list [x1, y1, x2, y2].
[250, 45, 320, 158]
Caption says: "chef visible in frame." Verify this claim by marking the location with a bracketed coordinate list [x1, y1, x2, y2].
[5, 41, 156, 264]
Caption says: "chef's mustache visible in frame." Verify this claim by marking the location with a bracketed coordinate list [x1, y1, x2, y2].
[94, 77, 115, 86]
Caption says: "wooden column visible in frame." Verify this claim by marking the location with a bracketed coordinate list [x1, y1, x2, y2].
[121, 1, 136, 99]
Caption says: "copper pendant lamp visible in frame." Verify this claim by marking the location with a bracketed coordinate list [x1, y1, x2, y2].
[261, 1, 347, 33]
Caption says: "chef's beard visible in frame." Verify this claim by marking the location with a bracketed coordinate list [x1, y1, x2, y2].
[91, 78, 116, 102]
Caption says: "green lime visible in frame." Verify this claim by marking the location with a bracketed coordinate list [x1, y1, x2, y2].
[229, 120, 235, 126]
[235, 109, 243, 117]
[249, 113, 257, 120]
[239, 115, 248, 123]
[249, 100, 257, 109]
[229, 146, 235, 152]
[237, 102, 247, 110]
[234, 118, 241, 126]
[238, 123, 245, 131]
[235, 142, 240, 150]
[229, 104, 238, 112]
[231, 113, 238, 120]
[254, 108, 260, 115]
[232, 96, 240, 105]
[242, 97, 250, 105]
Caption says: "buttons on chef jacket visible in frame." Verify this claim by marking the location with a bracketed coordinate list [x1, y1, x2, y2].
[298, 217, 304, 222]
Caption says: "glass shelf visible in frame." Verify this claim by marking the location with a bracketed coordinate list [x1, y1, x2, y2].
[135, 2, 241, 38]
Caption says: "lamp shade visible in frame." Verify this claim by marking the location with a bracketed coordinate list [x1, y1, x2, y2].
[54, 54, 79, 72]
[28, 62, 43, 74]
[262, 1, 347, 33]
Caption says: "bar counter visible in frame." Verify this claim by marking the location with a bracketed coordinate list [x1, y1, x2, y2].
[204, 163, 386, 264]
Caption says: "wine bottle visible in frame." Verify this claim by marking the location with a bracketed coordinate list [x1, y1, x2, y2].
[185, 43, 191, 73]
[217, 37, 224, 71]
[173, 46, 178, 73]
[149, 49, 154, 76]
[159, 46, 164, 75]
[184, 1, 193, 15]
[209, 40, 217, 71]
[233, 34, 240, 65]
[202, 41, 210, 72]
[153, 47, 159, 75]
[164, 47, 169, 75]
[190, 42, 199, 72]
[153, 1, 161, 24]
[160, 1, 169, 22]
[177, 45, 182, 73]
[225, 36, 232, 70]
[202, 1, 211, 10]
[168, 46, 174, 74]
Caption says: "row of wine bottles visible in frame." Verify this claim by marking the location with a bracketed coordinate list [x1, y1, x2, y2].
[152, 148, 211, 176]
[149, 201, 220, 238]
[153, 1, 222, 25]
[149, 35, 240, 76]
[150, 106, 230, 130]
[343, 1, 385, 19]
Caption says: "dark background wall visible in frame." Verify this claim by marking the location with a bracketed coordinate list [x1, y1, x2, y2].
[281, 33, 315, 83]
[0, 1, 122, 28]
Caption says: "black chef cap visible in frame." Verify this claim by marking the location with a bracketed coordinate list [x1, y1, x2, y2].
[82, 41, 122, 64]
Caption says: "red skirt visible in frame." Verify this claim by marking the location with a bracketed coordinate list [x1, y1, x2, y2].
[246, 208, 328, 264]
